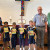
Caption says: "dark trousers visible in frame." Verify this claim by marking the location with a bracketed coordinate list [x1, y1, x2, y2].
[48, 27, 50, 50]
[11, 37, 16, 48]
[19, 38, 25, 48]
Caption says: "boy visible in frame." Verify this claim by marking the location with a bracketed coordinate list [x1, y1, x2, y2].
[0, 17, 2, 41]
[3, 22, 10, 49]
[18, 23, 26, 50]
[11, 22, 18, 50]
[0, 26, 2, 41]
[27, 20, 37, 50]
[0, 24, 3, 47]
[0, 17, 2, 26]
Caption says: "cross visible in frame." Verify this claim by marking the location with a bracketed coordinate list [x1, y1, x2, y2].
[15, 0, 30, 22]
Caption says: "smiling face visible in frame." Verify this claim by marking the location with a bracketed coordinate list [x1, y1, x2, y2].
[29, 21, 33, 27]
[12, 22, 16, 28]
[20, 23, 24, 28]
[13, 24, 16, 28]
[37, 6, 42, 15]
[4, 23, 8, 27]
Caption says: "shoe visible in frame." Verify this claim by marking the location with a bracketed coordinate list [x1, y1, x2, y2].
[23, 47, 25, 50]
[28, 48, 30, 50]
[20, 48, 22, 50]
[34, 48, 36, 50]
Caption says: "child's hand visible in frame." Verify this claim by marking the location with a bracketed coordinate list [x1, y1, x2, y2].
[20, 32, 23, 34]
[33, 32, 35, 35]
[28, 31, 30, 34]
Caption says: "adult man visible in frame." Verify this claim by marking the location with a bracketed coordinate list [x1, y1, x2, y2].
[33, 6, 47, 50]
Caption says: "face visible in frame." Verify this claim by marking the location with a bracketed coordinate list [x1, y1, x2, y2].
[4, 23, 8, 27]
[20, 24, 24, 27]
[29, 22, 33, 27]
[13, 24, 16, 28]
[37, 7, 42, 14]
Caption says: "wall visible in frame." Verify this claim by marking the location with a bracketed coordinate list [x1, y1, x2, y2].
[0, 0, 50, 24]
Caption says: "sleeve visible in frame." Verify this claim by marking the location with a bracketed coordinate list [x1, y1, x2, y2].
[8, 27, 10, 32]
[34, 29, 37, 34]
[16, 27, 18, 31]
[17, 28, 20, 34]
[1, 21, 2, 25]
[1, 27, 4, 33]
[44, 15, 47, 22]
[33, 15, 36, 23]
[16, 27, 19, 34]
[34, 27, 37, 34]
[26, 27, 29, 33]
[24, 28, 27, 34]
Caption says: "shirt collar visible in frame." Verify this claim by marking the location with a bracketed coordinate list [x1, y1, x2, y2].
[38, 13, 43, 16]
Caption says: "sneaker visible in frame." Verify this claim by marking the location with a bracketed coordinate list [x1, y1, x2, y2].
[23, 47, 25, 50]
[28, 48, 30, 50]
[34, 48, 36, 50]
[20, 48, 22, 50]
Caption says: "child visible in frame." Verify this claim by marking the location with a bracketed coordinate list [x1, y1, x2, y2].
[27, 20, 37, 50]
[3, 22, 10, 49]
[0, 24, 3, 47]
[0, 26, 2, 41]
[11, 22, 18, 50]
[18, 23, 26, 50]
[0, 17, 2, 26]
[0, 17, 2, 41]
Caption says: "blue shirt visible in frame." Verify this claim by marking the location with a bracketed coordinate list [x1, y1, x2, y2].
[33, 14, 47, 26]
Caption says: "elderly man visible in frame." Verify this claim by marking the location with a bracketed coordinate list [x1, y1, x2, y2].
[33, 6, 47, 50]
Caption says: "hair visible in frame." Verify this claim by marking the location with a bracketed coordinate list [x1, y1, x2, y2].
[13, 22, 16, 25]
[4, 21, 8, 24]
[29, 20, 33, 23]
[0, 17, 1, 19]
[37, 6, 42, 10]
[19, 23, 24, 27]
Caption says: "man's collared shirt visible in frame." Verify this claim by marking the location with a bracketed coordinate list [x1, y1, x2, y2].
[33, 13, 47, 26]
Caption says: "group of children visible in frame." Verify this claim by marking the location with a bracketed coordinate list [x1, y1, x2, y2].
[1, 20, 37, 50]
